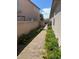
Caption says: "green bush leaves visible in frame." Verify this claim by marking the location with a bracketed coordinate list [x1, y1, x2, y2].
[18, 27, 43, 45]
[44, 25, 61, 59]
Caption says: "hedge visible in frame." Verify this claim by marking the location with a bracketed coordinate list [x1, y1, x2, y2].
[18, 26, 43, 45]
[44, 25, 61, 59]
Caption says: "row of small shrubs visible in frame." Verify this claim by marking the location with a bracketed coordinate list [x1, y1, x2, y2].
[44, 25, 61, 59]
[17, 26, 43, 45]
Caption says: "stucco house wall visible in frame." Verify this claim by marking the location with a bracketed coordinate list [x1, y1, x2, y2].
[50, 0, 61, 46]
[17, 0, 40, 21]
[17, 0, 40, 37]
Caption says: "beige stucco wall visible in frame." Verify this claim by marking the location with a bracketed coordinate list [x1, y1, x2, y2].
[17, 21, 39, 37]
[51, 12, 61, 46]
[17, 0, 40, 21]
[17, 0, 41, 38]
[50, 0, 61, 47]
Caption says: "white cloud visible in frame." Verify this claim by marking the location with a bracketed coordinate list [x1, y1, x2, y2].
[40, 8, 51, 19]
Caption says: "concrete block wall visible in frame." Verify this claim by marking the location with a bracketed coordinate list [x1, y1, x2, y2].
[17, 21, 39, 38]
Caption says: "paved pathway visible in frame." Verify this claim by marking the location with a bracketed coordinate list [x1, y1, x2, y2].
[17, 25, 47, 59]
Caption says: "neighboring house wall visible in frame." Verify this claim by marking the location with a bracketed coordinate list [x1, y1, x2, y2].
[17, 0, 40, 37]
[17, 0, 40, 21]
[50, 0, 61, 46]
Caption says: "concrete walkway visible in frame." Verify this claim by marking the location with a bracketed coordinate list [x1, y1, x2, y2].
[17, 25, 47, 59]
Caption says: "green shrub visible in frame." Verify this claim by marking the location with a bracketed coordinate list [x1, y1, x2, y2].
[44, 25, 61, 59]
[18, 27, 43, 45]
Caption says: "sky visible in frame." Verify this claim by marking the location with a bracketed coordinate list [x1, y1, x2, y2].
[32, 0, 52, 19]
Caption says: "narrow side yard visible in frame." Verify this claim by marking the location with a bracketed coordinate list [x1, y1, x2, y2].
[17, 25, 47, 59]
